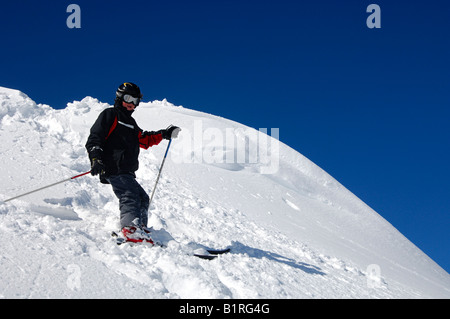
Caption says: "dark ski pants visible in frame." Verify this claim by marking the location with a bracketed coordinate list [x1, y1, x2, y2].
[107, 174, 150, 228]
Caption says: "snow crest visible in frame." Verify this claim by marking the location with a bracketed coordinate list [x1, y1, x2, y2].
[0, 87, 449, 298]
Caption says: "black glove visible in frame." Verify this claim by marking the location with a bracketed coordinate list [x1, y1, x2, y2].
[88, 146, 105, 176]
[161, 125, 181, 140]
[90, 158, 105, 176]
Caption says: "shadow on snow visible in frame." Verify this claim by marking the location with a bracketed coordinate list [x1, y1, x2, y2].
[229, 241, 326, 276]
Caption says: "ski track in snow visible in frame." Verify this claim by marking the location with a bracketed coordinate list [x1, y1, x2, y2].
[0, 87, 449, 299]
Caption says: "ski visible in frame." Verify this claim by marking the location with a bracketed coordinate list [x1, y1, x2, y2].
[206, 248, 231, 255]
[194, 248, 231, 260]
[194, 254, 217, 260]
[111, 231, 230, 260]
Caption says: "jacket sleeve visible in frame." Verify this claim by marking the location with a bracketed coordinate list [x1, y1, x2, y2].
[138, 130, 163, 150]
[85, 108, 117, 160]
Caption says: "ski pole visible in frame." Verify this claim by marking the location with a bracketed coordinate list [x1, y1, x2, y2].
[3, 171, 91, 203]
[149, 138, 172, 208]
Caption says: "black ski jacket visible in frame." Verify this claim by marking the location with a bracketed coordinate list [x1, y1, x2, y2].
[85, 103, 163, 183]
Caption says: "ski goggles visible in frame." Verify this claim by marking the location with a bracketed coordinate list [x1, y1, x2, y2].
[123, 94, 140, 106]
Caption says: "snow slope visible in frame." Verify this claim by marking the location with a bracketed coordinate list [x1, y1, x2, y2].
[0, 86, 449, 298]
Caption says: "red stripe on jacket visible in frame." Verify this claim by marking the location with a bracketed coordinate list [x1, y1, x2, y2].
[138, 131, 163, 150]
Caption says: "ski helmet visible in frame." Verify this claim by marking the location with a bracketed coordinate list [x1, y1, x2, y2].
[115, 82, 143, 106]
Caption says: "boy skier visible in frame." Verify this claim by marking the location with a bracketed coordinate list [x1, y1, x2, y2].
[85, 82, 180, 244]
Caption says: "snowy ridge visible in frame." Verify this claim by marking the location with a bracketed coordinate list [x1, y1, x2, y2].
[0, 86, 449, 298]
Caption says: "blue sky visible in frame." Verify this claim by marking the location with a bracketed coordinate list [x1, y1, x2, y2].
[1, 1, 449, 273]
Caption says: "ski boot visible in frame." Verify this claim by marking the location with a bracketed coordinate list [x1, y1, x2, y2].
[121, 226, 155, 245]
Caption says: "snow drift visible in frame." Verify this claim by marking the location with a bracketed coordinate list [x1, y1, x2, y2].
[0, 86, 449, 298]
